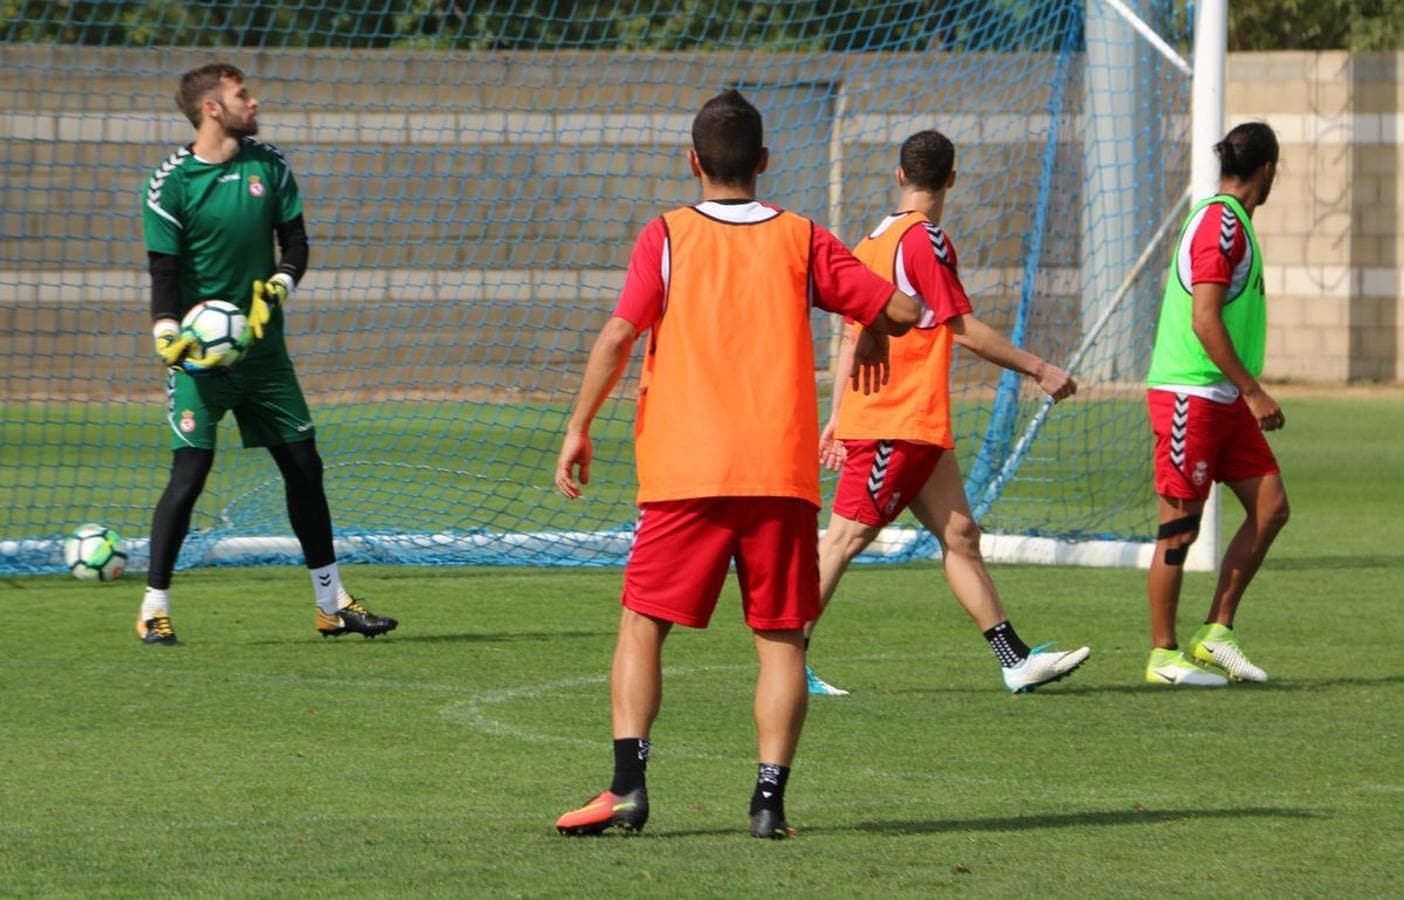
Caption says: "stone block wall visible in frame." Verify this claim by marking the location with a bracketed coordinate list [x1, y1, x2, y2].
[1, 46, 1399, 399]
[1231, 52, 1403, 381]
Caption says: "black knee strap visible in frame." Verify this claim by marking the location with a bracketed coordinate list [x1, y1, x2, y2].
[1157, 514, 1201, 541]
[1158, 513, 1201, 566]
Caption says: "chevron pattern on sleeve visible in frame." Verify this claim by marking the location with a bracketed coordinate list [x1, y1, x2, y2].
[923, 222, 954, 270]
[1217, 205, 1238, 256]
[145, 147, 191, 227]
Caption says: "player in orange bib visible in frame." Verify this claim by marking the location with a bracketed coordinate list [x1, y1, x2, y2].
[551, 90, 922, 839]
[804, 130, 1091, 696]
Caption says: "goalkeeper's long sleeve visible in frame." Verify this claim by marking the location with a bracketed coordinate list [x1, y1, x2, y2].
[274, 215, 309, 286]
[148, 252, 181, 322]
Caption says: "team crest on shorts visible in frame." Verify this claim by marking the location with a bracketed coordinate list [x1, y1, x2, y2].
[179, 409, 196, 433]
[885, 492, 902, 515]
[1191, 460, 1208, 486]
[248, 174, 264, 197]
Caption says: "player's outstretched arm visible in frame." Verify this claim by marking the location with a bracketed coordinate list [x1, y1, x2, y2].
[555, 316, 640, 499]
[949, 314, 1077, 402]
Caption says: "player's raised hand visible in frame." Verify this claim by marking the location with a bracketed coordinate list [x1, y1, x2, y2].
[248, 278, 287, 341]
[153, 321, 194, 370]
[1036, 361, 1077, 403]
[555, 430, 593, 499]
[819, 420, 846, 472]
[1244, 386, 1285, 431]
[851, 327, 890, 395]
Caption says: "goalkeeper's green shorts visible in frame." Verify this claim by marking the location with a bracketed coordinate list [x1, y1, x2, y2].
[164, 353, 315, 451]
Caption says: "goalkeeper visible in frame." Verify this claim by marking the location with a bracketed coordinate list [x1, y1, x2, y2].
[804, 130, 1090, 696]
[137, 62, 397, 645]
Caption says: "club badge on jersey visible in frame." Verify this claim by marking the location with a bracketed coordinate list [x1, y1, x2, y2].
[248, 174, 264, 198]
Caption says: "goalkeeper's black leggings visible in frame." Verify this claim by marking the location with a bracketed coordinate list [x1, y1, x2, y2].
[146, 441, 335, 590]
[268, 439, 335, 570]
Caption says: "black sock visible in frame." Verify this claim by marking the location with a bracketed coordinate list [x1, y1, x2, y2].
[749, 763, 790, 817]
[984, 620, 1031, 667]
[610, 738, 649, 795]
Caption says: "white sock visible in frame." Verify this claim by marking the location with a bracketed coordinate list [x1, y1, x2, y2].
[309, 563, 344, 613]
[141, 587, 170, 621]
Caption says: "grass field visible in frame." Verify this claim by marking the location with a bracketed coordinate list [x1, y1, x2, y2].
[3, 393, 1403, 897]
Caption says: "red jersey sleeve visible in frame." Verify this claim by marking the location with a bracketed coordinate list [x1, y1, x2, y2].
[897, 221, 974, 326]
[612, 217, 668, 330]
[1187, 202, 1247, 287]
[809, 224, 894, 326]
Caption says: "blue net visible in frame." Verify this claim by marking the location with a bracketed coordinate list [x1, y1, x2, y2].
[0, 0, 1193, 574]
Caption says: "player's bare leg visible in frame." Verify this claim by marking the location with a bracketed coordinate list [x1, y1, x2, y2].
[1207, 474, 1289, 626]
[750, 627, 807, 838]
[910, 451, 1091, 692]
[803, 514, 881, 695]
[814, 514, 882, 617]
[1185, 475, 1287, 683]
[753, 628, 807, 764]
[1148, 494, 1204, 648]
[908, 451, 1004, 630]
[1145, 495, 1226, 685]
[610, 607, 671, 738]
[557, 607, 669, 836]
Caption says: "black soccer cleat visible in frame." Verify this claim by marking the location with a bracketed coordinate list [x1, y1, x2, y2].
[315, 600, 398, 638]
[749, 808, 796, 839]
[137, 614, 180, 645]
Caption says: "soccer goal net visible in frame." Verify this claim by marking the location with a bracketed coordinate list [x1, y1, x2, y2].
[1, 0, 1198, 576]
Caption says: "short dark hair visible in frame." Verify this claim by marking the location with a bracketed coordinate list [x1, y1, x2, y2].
[899, 130, 955, 192]
[691, 89, 764, 186]
[1215, 121, 1278, 180]
[177, 63, 245, 127]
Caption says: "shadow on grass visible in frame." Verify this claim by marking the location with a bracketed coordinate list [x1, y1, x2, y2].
[248, 630, 611, 646]
[610, 806, 1324, 840]
[853, 806, 1323, 835]
[1237, 674, 1404, 691]
[1050, 674, 1404, 695]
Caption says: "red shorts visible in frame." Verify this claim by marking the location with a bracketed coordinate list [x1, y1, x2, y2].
[1147, 390, 1280, 501]
[832, 439, 947, 527]
[622, 497, 819, 631]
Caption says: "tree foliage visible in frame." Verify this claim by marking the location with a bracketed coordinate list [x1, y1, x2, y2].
[1229, 0, 1403, 52]
[2, 0, 1399, 51]
[0, 0, 1074, 51]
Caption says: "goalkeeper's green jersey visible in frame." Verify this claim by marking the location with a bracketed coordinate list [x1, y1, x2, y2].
[141, 137, 303, 364]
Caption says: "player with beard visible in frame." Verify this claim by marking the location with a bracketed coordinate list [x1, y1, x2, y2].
[138, 63, 397, 644]
[1143, 121, 1287, 686]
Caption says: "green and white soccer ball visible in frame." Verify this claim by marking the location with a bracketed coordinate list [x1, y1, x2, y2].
[179, 299, 249, 371]
[63, 523, 127, 582]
